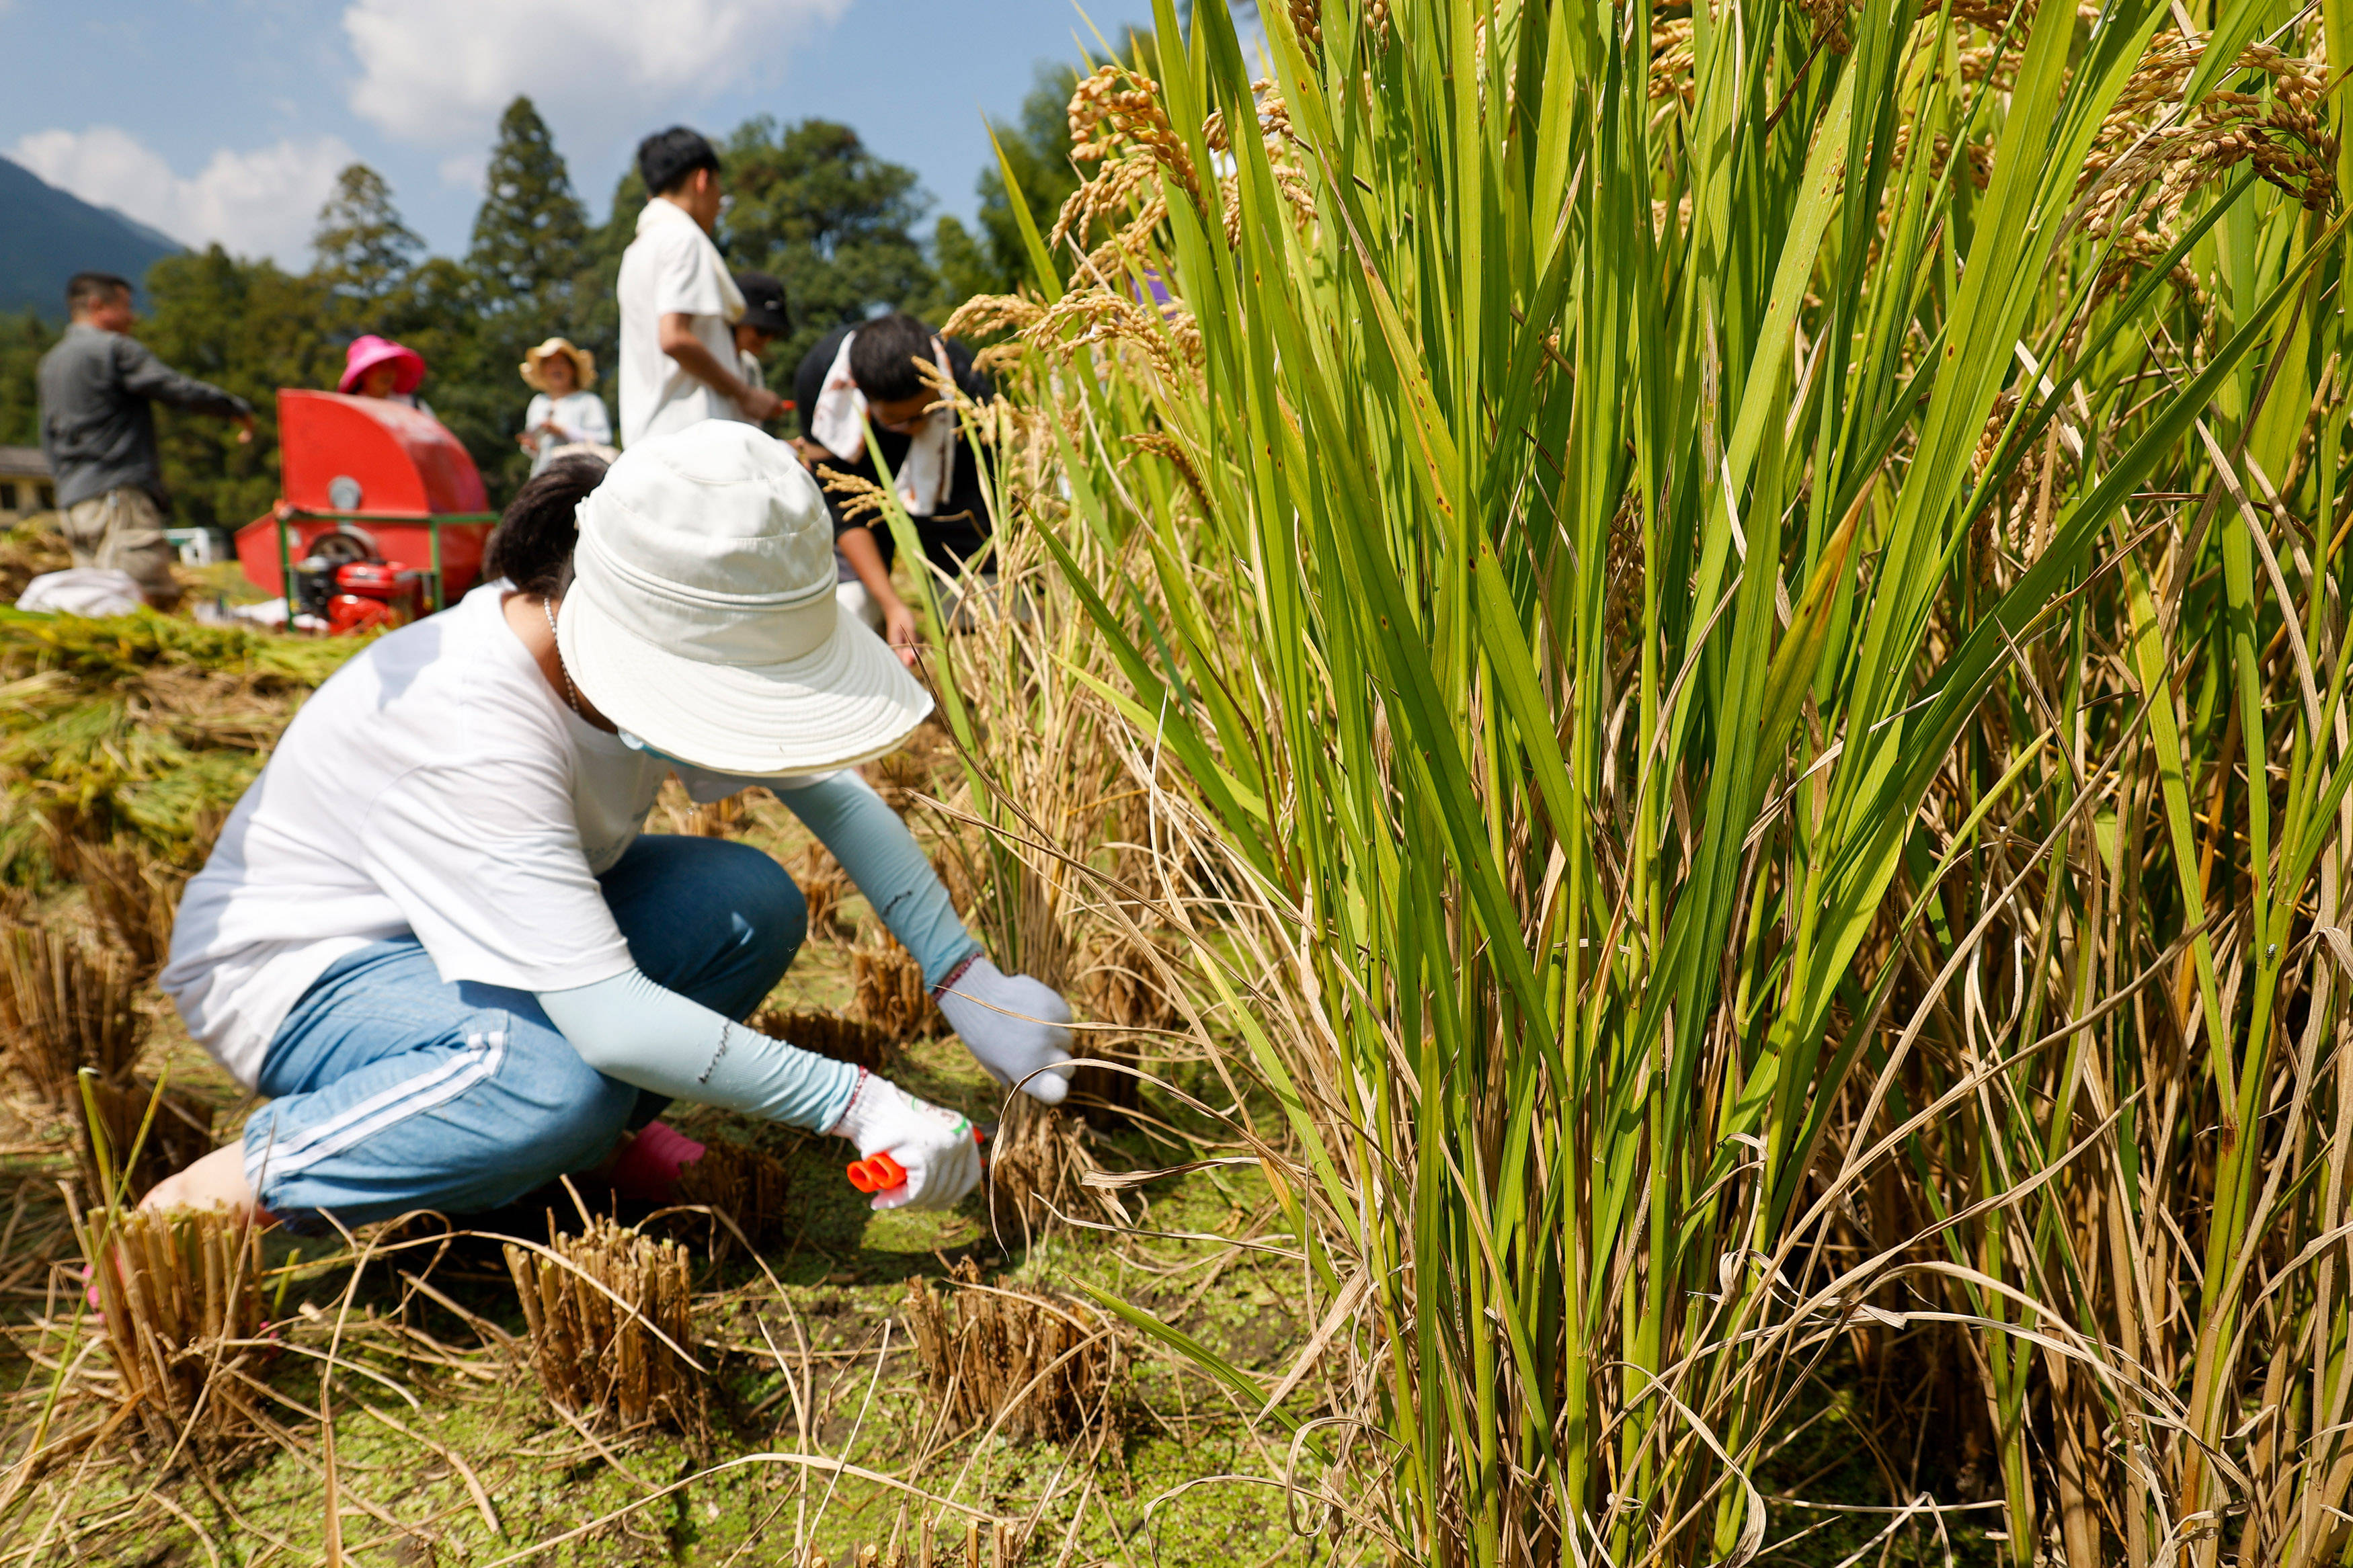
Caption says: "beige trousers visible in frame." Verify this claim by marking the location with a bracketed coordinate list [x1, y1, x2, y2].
[59, 487, 178, 602]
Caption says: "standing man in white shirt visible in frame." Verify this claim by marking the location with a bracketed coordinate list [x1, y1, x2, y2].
[616, 128, 783, 447]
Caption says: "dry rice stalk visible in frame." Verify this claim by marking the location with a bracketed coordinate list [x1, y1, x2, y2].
[1068, 932, 1179, 1126]
[674, 1139, 792, 1250]
[750, 1006, 897, 1073]
[852, 932, 934, 1042]
[684, 793, 746, 837]
[504, 1216, 701, 1434]
[794, 842, 852, 942]
[0, 518, 71, 602]
[54, 835, 184, 978]
[867, 721, 951, 813]
[901, 1257, 1113, 1442]
[73, 1200, 268, 1457]
[0, 923, 145, 1108]
[653, 776, 752, 838]
[79, 1074, 214, 1203]
[984, 1096, 1099, 1234]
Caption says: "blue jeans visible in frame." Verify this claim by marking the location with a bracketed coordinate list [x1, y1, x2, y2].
[243, 835, 804, 1231]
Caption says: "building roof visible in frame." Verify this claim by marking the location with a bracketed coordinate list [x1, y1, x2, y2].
[0, 446, 49, 479]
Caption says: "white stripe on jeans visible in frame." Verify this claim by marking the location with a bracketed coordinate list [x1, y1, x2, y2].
[250, 1026, 510, 1187]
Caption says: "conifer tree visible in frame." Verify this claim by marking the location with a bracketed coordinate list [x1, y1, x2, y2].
[311, 164, 422, 306]
[467, 97, 588, 317]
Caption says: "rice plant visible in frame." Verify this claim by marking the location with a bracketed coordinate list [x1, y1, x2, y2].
[939, 0, 2353, 1561]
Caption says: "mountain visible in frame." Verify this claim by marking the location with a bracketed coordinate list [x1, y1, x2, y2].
[0, 156, 184, 320]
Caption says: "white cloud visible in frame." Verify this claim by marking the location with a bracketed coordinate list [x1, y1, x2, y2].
[9, 126, 354, 268]
[438, 151, 489, 193]
[343, 0, 850, 154]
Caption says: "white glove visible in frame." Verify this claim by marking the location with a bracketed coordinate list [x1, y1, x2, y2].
[934, 956, 1076, 1105]
[828, 1070, 983, 1212]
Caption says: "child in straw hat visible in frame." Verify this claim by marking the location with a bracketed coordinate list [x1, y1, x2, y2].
[519, 337, 613, 473]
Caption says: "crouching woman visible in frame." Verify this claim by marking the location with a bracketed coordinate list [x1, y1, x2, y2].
[149, 421, 1075, 1227]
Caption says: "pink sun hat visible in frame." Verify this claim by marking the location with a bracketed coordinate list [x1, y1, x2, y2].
[337, 334, 426, 395]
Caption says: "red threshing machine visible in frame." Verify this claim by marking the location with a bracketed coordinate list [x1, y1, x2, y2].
[234, 390, 498, 633]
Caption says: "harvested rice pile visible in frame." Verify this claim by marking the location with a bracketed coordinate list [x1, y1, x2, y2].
[0, 599, 362, 886]
[0, 924, 211, 1198]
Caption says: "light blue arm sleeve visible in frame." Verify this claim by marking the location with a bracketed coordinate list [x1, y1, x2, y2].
[768, 771, 982, 986]
[537, 968, 858, 1132]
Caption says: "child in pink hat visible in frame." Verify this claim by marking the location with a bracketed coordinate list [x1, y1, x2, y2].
[339, 335, 434, 418]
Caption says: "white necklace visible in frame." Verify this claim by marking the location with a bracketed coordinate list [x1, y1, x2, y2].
[542, 597, 585, 718]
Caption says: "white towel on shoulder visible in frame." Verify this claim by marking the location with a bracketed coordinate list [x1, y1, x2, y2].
[807, 327, 957, 516]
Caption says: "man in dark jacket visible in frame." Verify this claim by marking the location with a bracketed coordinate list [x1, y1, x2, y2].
[38, 272, 254, 606]
[793, 312, 995, 662]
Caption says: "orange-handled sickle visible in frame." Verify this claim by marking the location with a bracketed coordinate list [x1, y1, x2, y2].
[845, 1127, 987, 1194]
[846, 1152, 906, 1193]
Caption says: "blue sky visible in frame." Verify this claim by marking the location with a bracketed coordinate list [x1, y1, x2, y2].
[1, 0, 1165, 269]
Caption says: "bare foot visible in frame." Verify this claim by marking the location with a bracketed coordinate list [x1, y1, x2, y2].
[139, 1143, 259, 1214]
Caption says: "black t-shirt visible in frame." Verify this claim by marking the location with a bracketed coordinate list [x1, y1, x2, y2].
[793, 323, 995, 576]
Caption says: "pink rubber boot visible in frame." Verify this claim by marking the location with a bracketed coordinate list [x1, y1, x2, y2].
[599, 1122, 707, 1204]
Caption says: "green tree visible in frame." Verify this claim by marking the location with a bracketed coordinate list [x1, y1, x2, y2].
[140, 246, 340, 532]
[0, 312, 57, 450]
[468, 97, 590, 318]
[460, 97, 598, 494]
[312, 163, 423, 308]
[932, 213, 998, 307]
[717, 118, 943, 378]
[373, 257, 516, 491]
[563, 166, 643, 402]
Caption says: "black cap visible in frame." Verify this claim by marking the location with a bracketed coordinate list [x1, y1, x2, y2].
[733, 270, 791, 336]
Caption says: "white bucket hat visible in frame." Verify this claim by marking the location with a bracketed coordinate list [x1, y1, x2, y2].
[555, 421, 930, 774]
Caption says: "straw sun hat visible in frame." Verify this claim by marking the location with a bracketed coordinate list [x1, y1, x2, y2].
[520, 337, 596, 391]
[555, 421, 930, 775]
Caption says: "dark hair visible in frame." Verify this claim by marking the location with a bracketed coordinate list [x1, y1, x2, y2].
[637, 127, 720, 198]
[848, 313, 936, 405]
[484, 454, 606, 597]
[67, 272, 132, 314]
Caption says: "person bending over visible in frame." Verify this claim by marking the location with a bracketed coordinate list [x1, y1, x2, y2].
[36, 272, 255, 609]
[793, 312, 997, 664]
[147, 423, 1074, 1227]
[616, 127, 781, 447]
